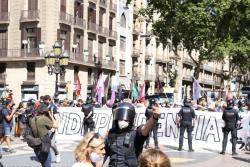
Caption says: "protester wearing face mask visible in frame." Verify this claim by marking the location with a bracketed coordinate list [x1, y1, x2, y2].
[105, 102, 161, 167]
[73, 132, 105, 167]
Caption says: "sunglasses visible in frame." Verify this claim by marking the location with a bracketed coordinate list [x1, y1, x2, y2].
[87, 133, 101, 147]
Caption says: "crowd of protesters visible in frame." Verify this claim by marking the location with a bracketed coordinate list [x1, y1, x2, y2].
[0, 86, 249, 167]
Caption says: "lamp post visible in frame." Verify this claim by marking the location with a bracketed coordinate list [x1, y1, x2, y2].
[44, 41, 70, 99]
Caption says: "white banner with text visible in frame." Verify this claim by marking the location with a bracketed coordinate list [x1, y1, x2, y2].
[56, 107, 249, 148]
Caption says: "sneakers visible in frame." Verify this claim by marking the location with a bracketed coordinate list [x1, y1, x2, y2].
[188, 149, 195, 152]
[56, 154, 61, 163]
[220, 151, 225, 155]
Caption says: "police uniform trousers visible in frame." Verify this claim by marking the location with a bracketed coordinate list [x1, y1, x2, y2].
[146, 124, 158, 148]
[179, 121, 193, 149]
[222, 123, 237, 153]
[83, 118, 95, 135]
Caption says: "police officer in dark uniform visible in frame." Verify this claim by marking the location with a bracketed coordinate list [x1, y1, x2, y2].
[105, 102, 160, 167]
[82, 96, 95, 135]
[220, 99, 240, 155]
[145, 98, 159, 149]
[177, 98, 196, 152]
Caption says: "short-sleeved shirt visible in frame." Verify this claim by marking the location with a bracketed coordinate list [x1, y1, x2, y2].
[30, 115, 53, 138]
[178, 106, 196, 122]
[2, 108, 13, 128]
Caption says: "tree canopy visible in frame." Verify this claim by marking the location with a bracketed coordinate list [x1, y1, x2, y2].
[137, 0, 249, 79]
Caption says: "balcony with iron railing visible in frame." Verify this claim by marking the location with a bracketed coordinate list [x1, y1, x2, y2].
[0, 48, 42, 61]
[20, 10, 40, 22]
[70, 52, 95, 66]
[110, 2, 117, 13]
[0, 12, 10, 24]
[59, 12, 73, 25]
[132, 48, 140, 58]
[182, 74, 193, 82]
[74, 17, 86, 30]
[100, 58, 116, 71]
[202, 78, 214, 85]
[109, 29, 117, 39]
[99, 0, 107, 8]
[98, 25, 109, 37]
[87, 22, 98, 33]
[0, 73, 6, 83]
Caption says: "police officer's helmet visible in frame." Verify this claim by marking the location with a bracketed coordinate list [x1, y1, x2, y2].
[113, 102, 136, 125]
[227, 99, 234, 107]
[183, 98, 192, 107]
[85, 96, 93, 105]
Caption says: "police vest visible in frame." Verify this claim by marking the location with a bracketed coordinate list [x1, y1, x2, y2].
[106, 129, 138, 167]
[223, 108, 238, 127]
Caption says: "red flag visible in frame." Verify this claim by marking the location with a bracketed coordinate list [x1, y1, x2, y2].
[75, 75, 81, 96]
[140, 82, 145, 101]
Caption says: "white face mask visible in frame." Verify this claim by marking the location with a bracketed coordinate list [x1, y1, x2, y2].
[90, 152, 103, 163]
[118, 120, 129, 129]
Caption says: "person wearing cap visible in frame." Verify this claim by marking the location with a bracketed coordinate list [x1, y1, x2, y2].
[82, 96, 95, 135]
[105, 102, 161, 167]
[220, 99, 240, 155]
[30, 104, 59, 167]
[145, 98, 159, 149]
[177, 98, 196, 152]
[42, 95, 61, 163]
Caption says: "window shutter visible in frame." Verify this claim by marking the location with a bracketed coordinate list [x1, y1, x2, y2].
[36, 28, 41, 47]
[1, 0, 8, 12]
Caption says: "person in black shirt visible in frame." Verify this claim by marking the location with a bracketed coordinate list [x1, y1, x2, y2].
[105, 102, 160, 167]
[220, 99, 240, 155]
[145, 98, 159, 149]
[177, 98, 196, 152]
[82, 96, 95, 135]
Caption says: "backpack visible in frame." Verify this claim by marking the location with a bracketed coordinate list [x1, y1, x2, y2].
[23, 117, 51, 163]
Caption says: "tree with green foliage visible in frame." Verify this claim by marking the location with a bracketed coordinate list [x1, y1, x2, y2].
[134, 0, 249, 79]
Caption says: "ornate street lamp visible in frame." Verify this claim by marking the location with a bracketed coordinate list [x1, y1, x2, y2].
[44, 41, 69, 99]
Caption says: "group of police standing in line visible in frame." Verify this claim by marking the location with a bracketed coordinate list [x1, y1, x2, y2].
[79, 95, 241, 167]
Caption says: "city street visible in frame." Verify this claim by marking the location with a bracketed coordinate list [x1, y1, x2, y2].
[1, 137, 249, 167]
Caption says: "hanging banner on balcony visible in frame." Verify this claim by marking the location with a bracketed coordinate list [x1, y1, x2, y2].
[56, 107, 248, 148]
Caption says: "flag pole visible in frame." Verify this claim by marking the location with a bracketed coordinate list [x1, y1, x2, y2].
[105, 73, 111, 103]
[128, 78, 133, 100]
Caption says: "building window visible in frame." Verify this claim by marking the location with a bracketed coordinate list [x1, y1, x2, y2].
[88, 7, 96, 23]
[27, 62, 35, 81]
[120, 13, 126, 28]
[119, 60, 125, 76]
[88, 39, 93, 56]
[0, 30, 8, 49]
[28, 0, 38, 10]
[98, 42, 103, 58]
[120, 36, 126, 52]
[60, 0, 66, 12]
